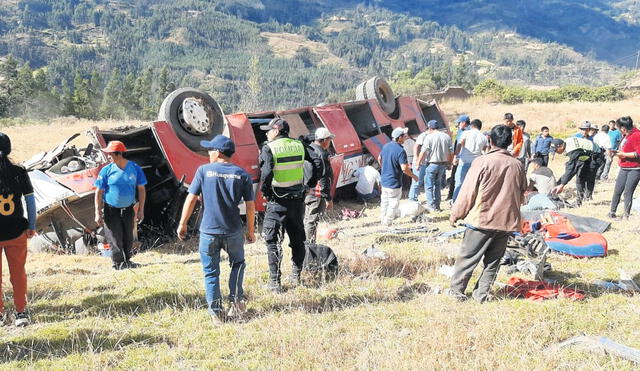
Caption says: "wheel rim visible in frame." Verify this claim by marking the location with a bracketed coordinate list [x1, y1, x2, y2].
[178, 98, 211, 135]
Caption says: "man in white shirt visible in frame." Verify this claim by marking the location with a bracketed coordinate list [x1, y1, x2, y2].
[353, 158, 381, 202]
[416, 120, 453, 211]
[408, 130, 429, 201]
[453, 119, 488, 201]
[591, 124, 613, 180]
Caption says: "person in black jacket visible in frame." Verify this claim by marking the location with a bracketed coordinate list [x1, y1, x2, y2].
[551, 137, 604, 205]
[259, 118, 318, 291]
[303, 127, 335, 246]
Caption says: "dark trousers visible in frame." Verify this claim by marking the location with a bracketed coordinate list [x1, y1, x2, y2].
[450, 228, 509, 303]
[304, 195, 326, 246]
[610, 168, 640, 216]
[535, 153, 549, 167]
[103, 204, 135, 266]
[576, 161, 596, 202]
[597, 155, 612, 180]
[263, 198, 306, 282]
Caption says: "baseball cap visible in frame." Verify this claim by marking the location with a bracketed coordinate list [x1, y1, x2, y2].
[590, 124, 599, 131]
[455, 115, 470, 124]
[0, 132, 11, 156]
[200, 135, 235, 157]
[102, 141, 127, 153]
[550, 138, 565, 148]
[579, 121, 591, 130]
[427, 120, 439, 129]
[315, 127, 335, 140]
[260, 118, 289, 133]
[391, 127, 409, 139]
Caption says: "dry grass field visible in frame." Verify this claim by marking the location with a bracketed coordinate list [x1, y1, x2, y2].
[1, 101, 639, 369]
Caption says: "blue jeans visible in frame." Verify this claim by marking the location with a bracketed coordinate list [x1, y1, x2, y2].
[357, 188, 380, 202]
[198, 231, 246, 314]
[425, 163, 447, 209]
[453, 161, 472, 202]
[408, 166, 426, 201]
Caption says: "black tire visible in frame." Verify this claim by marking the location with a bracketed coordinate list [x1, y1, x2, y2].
[364, 77, 396, 114]
[157, 88, 226, 153]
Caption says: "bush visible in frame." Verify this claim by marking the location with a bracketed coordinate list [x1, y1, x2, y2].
[473, 79, 623, 104]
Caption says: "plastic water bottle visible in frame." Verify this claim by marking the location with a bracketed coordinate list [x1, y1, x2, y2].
[98, 242, 112, 257]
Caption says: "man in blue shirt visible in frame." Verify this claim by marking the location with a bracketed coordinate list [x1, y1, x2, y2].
[378, 127, 418, 226]
[94, 141, 147, 270]
[608, 120, 622, 150]
[574, 121, 593, 141]
[533, 126, 553, 166]
[177, 135, 255, 324]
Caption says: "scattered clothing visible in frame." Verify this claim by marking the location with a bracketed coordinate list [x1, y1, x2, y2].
[503, 277, 586, 301]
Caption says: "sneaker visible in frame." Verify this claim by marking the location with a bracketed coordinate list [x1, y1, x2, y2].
[265, 280, 283, 293]
[113, 262, 127, 270]
[227, 299, 247, 318]
[125, 261, 141, 269]
[15, 312, 30, 327]
[289, 272, 302, 287]
[210, 311, 226, 326]
[444, 288, 468, 302]
[608, 212, 618, 219]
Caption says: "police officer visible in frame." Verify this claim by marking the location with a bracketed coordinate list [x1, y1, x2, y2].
[551, 137, 604, 205]
[94, 141, 147, 270]
[303, 127, 335, 246]
[259, 118, 318, 291]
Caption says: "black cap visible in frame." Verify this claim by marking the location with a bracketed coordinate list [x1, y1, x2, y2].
[550, 138, 565, 148]
[260, 118, 289, 134]
[0, 132, 11, 156]
[200, 135, 235, 157]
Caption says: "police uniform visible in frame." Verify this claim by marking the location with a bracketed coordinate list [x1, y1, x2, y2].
[259, 120, 317, 287]
[557, 137, 604, 204]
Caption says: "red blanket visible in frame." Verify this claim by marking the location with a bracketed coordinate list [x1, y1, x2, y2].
[503, 277, 586, 301]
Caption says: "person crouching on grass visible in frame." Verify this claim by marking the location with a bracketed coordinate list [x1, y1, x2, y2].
[448, 125, 526, 303]
[177, 135, 256, 325]
[0, 132, 36, 327]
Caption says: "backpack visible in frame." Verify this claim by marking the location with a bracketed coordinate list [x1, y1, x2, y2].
[303, 243, 338, 277]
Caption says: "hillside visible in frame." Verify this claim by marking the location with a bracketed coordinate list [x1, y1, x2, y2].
[1, 103, 640, 367]
[0, 0, 633, 119]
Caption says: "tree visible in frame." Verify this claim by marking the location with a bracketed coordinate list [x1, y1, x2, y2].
[100, 69, 121, 119]
[72, 72, 92, 118]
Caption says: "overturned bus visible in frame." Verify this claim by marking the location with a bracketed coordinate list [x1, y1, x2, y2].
[26, 77, 448, 254]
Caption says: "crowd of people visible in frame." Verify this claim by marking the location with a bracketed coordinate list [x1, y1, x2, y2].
[0, 113, 638, 326]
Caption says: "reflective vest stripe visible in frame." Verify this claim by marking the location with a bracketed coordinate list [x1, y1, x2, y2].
[267, 138, 305, 188]
[274, 163, 304, 171]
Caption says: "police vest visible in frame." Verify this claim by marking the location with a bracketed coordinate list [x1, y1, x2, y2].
[267, 138, 305, 187]
[565, 137, 600, 161]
